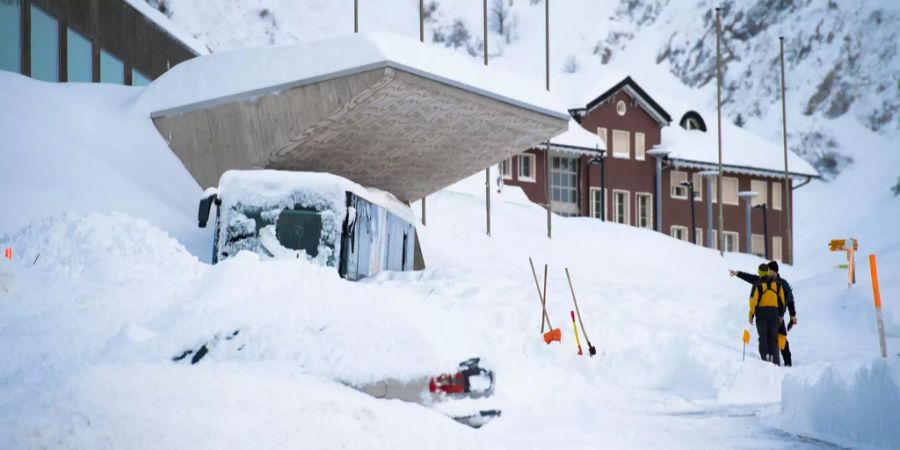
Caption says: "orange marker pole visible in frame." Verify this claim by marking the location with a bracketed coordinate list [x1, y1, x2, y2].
[868, 254, 888, 358]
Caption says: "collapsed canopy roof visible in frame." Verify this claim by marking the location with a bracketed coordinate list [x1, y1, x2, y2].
[144, 33, 569, 201]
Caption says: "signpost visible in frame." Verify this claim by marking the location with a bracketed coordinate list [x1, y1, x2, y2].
[829, 238, 858, 287]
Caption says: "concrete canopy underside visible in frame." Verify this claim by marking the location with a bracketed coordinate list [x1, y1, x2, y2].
[153, 66, 567, 201]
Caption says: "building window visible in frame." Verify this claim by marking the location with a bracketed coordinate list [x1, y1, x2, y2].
[66, 28, 92, 83]
[500, 158, 513, 180]
[30, 4, 59, 82]
[612, 129, 630, 159]
[751, 234, 766, 257]
[635, 132, 646, 161]
[695, 228, 703, 246]
[751, 179, 767, 207]
[616, 100, 627, 116]
[132, 68, 151, 86]
[710, 230, 718, 250]
[518, 153, 536, 182]
[671, 225, 689, 241]
[670, 170, 688, 199]
[635, 193, 653, 229]
[596, 127, 607, 146]
[723, 231, 739, 253]
[613, 190, 630, 225]
[772, 181, 783, 210]
[773, 236, 783, 261]
[722, 177, 739, 205]
[685, 118, 700, 130]
[551, 156, 578, 215]
[100, 49, 124, 84]
[0, 0, 21, 73]
[692, 173, 703, 200]
[589, 188, 606, 220]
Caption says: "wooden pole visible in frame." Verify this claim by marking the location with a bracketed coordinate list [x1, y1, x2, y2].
[715, 7, 724, 255]
[483, 0, 491, 236]
[545, 0, 552, 239]
[420, 0, 426, 226]
[868, 254, 888, 358]
[779, 36, 793, 264]
[354, 0, 358, 33]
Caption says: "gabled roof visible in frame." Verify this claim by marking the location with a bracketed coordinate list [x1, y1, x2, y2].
[581, 76, 673, 126]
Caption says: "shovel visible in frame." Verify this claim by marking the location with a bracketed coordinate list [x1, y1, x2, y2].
[742, 329, 751, 361]
[565, 268, 597, 356]
[529, 258, 561, 344]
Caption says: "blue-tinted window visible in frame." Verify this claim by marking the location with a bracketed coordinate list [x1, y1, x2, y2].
[131, 68, 150, 86]
[30, 4, 59, 82]
[0, 0, 21, 73]
[100, 49, 123, 84]
[66, 28, 91, 82]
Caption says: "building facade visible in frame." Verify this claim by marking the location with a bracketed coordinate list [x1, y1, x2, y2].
[505, 76, 818, 264]
[0, 0, 202, 85]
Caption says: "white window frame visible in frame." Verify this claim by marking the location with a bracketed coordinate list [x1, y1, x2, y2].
[612, 129, 630, 159]
[597, 127, 607, 146]
[710, 230, 718, 250]
[773, 236, 783, 261]
[613, 189, 630, 225]
[635, 192, 653, 229]
[589, 187, 606, 220]
[550, 155, 579, 215]
[670, 170, 688, 199]
[500, 158, 513, 180]
[692, 173, 703, 201]
[722, 177, 740, 205]
[751, 233, 766, 257]
[518, 153, 536, 182]
[695, 228, 703, 246]
[723, 231, 740, 253]
[751, 179, 768, 207]
[671, 225, 689, 241]
[635, 132, 646, 161]
[616, 100, 627, 116]
[772, 181, 783, 210]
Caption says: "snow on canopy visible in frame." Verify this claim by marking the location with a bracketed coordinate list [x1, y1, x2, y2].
[137, 32, 569, 119]
[550, 119, 607, 152]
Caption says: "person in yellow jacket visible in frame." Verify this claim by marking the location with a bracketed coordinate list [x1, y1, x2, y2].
[748, 263, 787, 366]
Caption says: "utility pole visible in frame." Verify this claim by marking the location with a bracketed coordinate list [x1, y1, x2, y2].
[420, 0, 426, 226]
[715, 7, 724, 256]
[354, 0, 358, 33]
[779, 36, 792, 264]
[483, 0, 491, 236]
[545, 0, 552, 238]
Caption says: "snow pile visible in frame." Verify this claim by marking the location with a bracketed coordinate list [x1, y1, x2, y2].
[781, 357, 900, 449]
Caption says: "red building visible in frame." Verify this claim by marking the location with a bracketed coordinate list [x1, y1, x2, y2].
[503, 76, 819, 264]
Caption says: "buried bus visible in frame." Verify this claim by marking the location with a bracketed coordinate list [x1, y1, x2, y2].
[198, 170, 419, 280]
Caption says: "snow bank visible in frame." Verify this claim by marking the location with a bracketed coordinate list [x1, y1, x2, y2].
[780, 357, 900, 449]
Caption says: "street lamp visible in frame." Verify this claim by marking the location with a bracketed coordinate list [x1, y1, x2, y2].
[753, 203, 770, 260]
[646, 148, 671, 233]
[680, 179, 697, 244]
[588, 152, 605, 221]
[698, 170, 719, 249]
[738, 191, 759, 255]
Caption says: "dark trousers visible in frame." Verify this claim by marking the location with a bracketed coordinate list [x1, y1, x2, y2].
[756, 308, 781, 366]
[779, 321, 792, 367]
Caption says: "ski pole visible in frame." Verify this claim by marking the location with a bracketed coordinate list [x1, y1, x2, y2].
[565, 268, 596, 356]
[570, 311, 583, 355]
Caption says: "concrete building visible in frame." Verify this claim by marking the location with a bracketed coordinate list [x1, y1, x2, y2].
[505, 76, 819, 264]
[0, 0, 205, 85]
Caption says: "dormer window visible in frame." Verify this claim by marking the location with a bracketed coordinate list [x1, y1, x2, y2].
[685, 118, 700, 130]
[616, 100, 627, 116]
[679, 111, 708, 132]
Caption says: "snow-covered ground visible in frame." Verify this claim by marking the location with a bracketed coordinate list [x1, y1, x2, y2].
[2, 71, 899, 448]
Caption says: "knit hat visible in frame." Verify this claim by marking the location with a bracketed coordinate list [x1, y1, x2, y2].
[758, 263, 769, 277]
[767, 261, 779, 273]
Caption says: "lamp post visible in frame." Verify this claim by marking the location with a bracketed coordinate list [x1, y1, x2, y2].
[646, 148, 671, 233]
[754, 203, 770, 260]
[680, 180, 697, 244]
[588, 154, 606, 221]
[738, 191, 759, 255]
[699, 170, 719, 249]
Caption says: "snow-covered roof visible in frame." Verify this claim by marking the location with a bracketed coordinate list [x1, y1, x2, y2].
[660, 123, 819, 178]
[217, 170, 416, 225]
[138, 32, 568, 119]
[549, 119, 606, 153]
[121, 0, 209, 56]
